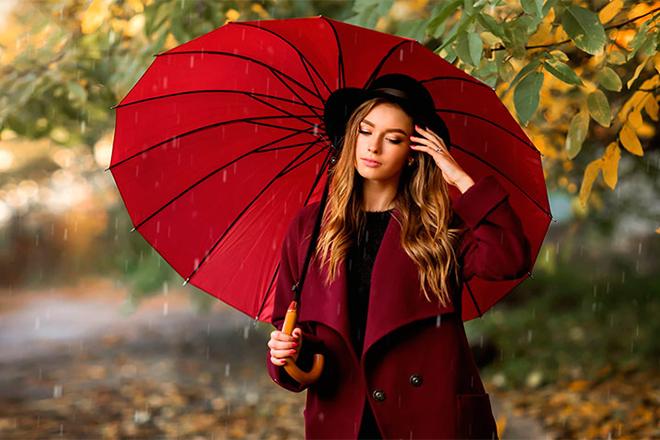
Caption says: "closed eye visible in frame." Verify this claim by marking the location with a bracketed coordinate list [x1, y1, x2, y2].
[359, 129, 402, 144]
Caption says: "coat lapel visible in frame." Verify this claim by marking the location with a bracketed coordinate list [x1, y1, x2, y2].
[297, 206, 456, 366]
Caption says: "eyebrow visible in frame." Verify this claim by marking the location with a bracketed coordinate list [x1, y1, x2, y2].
[361, 119, 408, 136]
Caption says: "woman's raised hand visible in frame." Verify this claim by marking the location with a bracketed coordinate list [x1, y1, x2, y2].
[269, 327, 303, 366]
[409, 124, 474, 193]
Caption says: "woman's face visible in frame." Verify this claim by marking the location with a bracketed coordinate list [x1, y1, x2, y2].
[354, 102, 413, 183]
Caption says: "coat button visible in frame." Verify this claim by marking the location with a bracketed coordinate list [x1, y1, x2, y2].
[372, 389, 386, 401]
[409, 374, 423, 387]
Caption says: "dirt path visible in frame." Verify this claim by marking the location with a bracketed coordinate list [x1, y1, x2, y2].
[0, 278, 548, 439]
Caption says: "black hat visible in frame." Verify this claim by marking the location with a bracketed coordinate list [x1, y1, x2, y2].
[322, 73, 451, 152]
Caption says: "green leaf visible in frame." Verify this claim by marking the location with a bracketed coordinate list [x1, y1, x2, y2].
[543, 59, 583, 86]
[396, 17, 430, 41]
[521, 0, 543, 18]
[477, 12, 505, 39]
[438, 12, 477, 52]
[566, 110, 589, 159]
[509, 58, 541, 90]
[625, 21, 651, 61]
[587, 89, 611, 127]
[514, 71, 544, 125]
[596, 67, 622, 92]
[560, 5, 607, 55]
[428, 0, 462, 38]
[456, 32, 483, 66]
[504, 16, 537, 58]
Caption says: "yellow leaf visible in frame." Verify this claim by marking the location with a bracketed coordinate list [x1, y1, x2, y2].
[627, 59, 648, 89]
[628, 109, 643, 129]
[579, 159, 602, 207]
[619, 123, 644, 156]
[598, 0, 623, 24]
[528, 21, 553, 46]
[618, 91, 647, 124]
[125, 14, 145, 37]
[225, 8, 240, 22]
[654, 53, 660, 74]
[81, 0, 110, 35]
[601, 142, 620, 189]
[656, 227, 660, 234]
[126, 0, 144, 13]
[643, 95, 659, 121]
[164, 33, 178, 50]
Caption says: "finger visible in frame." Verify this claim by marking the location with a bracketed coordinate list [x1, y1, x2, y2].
[268, 339, 295, 350]
[409, 135, 437, 150]
[410, 142, 442, 156]
[415, 125, 447, 148]
[275, 331, 295, 341]
[270, 356, 287, 366]
[272, 348, 298, 358]
[272, 339, 298, 350]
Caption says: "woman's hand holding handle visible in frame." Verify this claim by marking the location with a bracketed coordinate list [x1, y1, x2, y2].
[269, 327, 303, 366]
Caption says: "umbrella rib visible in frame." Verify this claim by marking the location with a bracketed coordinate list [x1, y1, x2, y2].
[268, 66, 323, 120]
[449, 141, 551, 217]
[157, 50, 324, 108]
[254, 148, 333, 321]
[420, 75, 493, 91]
[464, 280, 483, 318]
[183, 138, 326, 285]
[362, 40, 411, 88]
[108, 114, 319, 172]
[435, 108, 537, 152]
[320, 16, 345, 89]
[112, 89, 322, 112]
[229, 21, 333, 97]
[130, 128, 320, 232]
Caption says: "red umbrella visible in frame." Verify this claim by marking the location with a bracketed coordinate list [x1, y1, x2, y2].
[109, 15, 550, 329]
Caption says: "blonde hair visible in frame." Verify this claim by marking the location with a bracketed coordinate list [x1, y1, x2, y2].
[314, 97, 464, 308]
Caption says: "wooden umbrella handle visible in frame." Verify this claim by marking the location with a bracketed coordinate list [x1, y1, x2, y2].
[281, 300, 324, 385]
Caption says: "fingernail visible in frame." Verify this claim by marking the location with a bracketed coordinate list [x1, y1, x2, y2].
[292, 342, 298, 347]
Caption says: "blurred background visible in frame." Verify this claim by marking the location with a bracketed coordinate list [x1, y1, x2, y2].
[0, 0, 657, 438]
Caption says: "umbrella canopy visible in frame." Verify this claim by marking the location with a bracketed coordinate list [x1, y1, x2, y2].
[109, 15, 551, 324]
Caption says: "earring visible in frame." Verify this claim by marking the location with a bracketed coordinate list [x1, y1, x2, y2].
[407, 157, 415, 166]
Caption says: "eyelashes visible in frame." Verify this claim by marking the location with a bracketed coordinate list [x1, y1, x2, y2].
[358, 129, 403, 144]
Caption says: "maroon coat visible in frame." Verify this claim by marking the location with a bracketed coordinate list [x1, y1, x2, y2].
[266, 175, 531, 439]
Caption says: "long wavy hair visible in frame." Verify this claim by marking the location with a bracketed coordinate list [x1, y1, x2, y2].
[314, 97, 465, 308]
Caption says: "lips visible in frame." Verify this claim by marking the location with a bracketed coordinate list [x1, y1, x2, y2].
[361, 158, 381, 165]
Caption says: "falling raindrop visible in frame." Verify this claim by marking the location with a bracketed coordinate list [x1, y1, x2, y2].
[225, 363, 231, 376]
[243, 324, 250, 339]
[53, 384, 63, 398]
[435, 314, 442, 327]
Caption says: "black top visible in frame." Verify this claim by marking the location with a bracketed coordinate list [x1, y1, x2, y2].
[346, 208, 392, 440]
[346, 209, 392, 358]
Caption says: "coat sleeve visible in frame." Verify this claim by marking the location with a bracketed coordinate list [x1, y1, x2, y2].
[452, 174, 532, 281]
[266, 206, 326, 393]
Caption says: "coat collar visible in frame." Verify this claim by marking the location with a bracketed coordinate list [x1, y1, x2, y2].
[297, 205, 456, 367]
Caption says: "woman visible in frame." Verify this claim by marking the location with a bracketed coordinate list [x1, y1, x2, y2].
[266, 74, 531, 439]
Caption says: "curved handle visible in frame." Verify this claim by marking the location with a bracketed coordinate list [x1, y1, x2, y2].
[281, 300, 325, 385]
